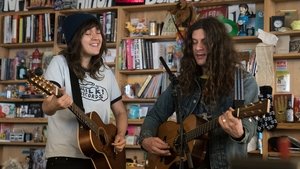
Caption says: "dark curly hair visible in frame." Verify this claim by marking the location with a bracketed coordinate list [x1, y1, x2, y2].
[59, 19, 107, 81]
[178, 17, 241, 104]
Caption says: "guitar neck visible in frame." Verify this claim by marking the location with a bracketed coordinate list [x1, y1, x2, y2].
[56, 88, 99, 134]
[184, 99, 270, 142]
[27, 70, 100, 135]
[185, 117, 219, 142]
[69, 103, 98, 133]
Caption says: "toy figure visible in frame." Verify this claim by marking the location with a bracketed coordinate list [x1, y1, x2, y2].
[237, 3, 250, 36]
[125, 20, 148, 36]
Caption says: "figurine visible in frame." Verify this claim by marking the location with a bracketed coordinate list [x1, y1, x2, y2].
[125, 21, 148, 36]
[237, 3, 250, 36]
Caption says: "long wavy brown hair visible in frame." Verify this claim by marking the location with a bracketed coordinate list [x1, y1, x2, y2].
[59, 19, 107, 81]
[178, 17, 241, 104]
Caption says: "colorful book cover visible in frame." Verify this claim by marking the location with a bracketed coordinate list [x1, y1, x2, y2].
[198, 5, 228, 18]
[0, 103, 15, 118]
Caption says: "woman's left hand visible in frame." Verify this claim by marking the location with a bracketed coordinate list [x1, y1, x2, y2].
[218, 108, 245, 139]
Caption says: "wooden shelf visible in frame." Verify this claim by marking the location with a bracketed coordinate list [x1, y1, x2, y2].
[232, 36, 261, 43]
[0, 80, 27, 84]
[276, 123, 300, 130]
[121, 35, 176, 41]
[122, 3, 176, 12]
[122, 97, 156, 103]
[0, 41, 54, 49]
[0, 9, 55, 15]
[268, 151, 300, 157]
[0, 141, 46, 146]
[128, 119, 144, 125]
[192, 0, 264, 7]
[271, 30, 300, 37]
[0, 117, 47, 124]
[58, 6, 119, 14]
[0, 98, 44, 102]
[272, 0, 299, 2]
[273, 53, 300, 59]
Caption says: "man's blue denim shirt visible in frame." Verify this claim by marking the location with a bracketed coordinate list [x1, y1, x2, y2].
[139, 71, 259, 169]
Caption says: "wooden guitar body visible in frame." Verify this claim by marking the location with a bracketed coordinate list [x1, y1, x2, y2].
[145, 100, 269, 169]
[78, 111, 126, 169]
[146, 115, 208, 169]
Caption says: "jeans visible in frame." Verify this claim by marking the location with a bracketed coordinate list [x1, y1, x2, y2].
[46, 157, 94, 169]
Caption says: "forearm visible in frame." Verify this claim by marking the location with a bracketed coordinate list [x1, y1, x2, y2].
[115, 111, 128, 137]
[42, 96, 57, 116]
[111, 100, 128, 137]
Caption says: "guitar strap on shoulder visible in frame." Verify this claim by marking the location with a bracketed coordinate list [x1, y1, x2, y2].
[69, 68, 85, 112]
[234, 68, 245, 108]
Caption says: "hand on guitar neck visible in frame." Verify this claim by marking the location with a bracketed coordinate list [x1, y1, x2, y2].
[218, 107, 245, 140]
[42, 87, 73, 116]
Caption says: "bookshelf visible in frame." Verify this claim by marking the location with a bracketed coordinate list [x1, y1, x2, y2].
[0, 0, 299, 168]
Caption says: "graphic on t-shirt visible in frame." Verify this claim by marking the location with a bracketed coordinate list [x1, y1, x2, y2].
[80, 80, 108, 101]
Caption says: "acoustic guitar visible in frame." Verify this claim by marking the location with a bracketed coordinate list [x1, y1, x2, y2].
[146, 99, 270, 169]
[27, 70, 126, 169]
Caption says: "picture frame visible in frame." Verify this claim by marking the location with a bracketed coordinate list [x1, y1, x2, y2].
[270, 16, 285, 31]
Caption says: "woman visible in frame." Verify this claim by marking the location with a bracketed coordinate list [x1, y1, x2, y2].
[42, 13, 127, 169]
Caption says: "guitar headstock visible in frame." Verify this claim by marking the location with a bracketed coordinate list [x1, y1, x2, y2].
[26, 70, 57, 97]
[235, 99, 270, 118]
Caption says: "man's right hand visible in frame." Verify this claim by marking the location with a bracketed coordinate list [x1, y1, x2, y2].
[141, 137, 171, 156]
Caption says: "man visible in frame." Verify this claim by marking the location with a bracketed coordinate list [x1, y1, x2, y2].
[139, 17, 258, 169]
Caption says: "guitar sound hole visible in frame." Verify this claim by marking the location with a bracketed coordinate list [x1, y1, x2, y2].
[99, 135, 107, 145]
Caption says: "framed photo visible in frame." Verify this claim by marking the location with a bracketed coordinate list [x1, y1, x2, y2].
[270, 16, 285, 31]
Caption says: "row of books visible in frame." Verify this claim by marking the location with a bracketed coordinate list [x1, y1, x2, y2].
[0, 0, 178, 12]
[3, 13, 55, 44]
[57, 11, 117, 44]
[137, 73, 170, 99]
[119, 39, 177, 70]
[0, 0, 110, 12]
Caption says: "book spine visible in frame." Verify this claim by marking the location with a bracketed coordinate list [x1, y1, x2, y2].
[126, 39, 133, 70]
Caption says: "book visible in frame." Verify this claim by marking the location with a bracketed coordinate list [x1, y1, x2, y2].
[275, 71, 290, 93]
[42, 51, 54, 73]
[125, 39, 134, 70]
[228, 3, 256, 23]
[103, 48, 116, 63]
[30, 148, 46, 169]
[18, 16, 23, 43]
[294, 96, 300, 121]
[0, 103, 16, 118]
[289, 37, 300, 53]
[275, 60, 290, 93]
[198, 5, 228, 18]
[137, 75, 153, 98]
[0, 123, 12, 141]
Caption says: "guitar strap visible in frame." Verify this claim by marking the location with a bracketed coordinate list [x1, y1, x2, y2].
[69, 68, 85, 112]
[234, 68, 245, 108]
